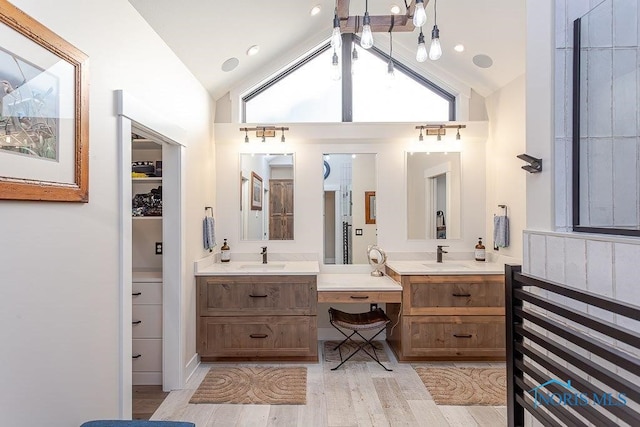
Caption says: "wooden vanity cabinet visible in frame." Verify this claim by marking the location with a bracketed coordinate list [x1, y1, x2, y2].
[196, 275, 317, 362]
[386, 273, 506, 361]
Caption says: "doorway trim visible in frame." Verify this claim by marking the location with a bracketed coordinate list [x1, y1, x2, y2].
[116, 90, 186, 417]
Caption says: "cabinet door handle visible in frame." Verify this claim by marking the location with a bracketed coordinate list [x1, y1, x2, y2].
[249, 294, 268, 298]
[132, 354, 142, 359]
[250, 334, 268, 339]
[452, 293, 471, 297]
[132, 292, 142, 296]
[132, 320, 142, 325]
[350, 295, 369, 299]
[453, 334, 473, 338]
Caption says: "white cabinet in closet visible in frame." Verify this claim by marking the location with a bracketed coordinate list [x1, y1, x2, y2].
[132, 271, 163, 385]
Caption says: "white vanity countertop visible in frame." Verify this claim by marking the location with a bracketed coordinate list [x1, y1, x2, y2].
[194, 260, 320, 276]
[317, 273, 402, 292]
[386, 259, 505, 275]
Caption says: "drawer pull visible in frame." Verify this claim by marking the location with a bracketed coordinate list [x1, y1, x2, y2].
[132, 292, 142, 296]
[132, 354, 142, 359]
[350, 295, 369, 300]
[132, 320, 142, 325]
[452, 293, 471, 297]
[249, 294, 268, 298]
[250, 334, 268, 339]
[453, 334, 473, 338]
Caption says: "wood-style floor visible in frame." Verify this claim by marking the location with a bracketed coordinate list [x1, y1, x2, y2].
[133, 385, 170, 420]
[150, 342, 507, 426]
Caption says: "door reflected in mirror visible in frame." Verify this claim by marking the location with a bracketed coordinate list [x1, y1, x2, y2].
[240, 153, 294, 240]
[323, 153, 376, 264]
[406, 152, 461, 240]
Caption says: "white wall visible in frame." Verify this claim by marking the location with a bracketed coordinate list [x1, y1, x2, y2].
[214, 122, 490, 261]
[485, 74, 527, 260]
[0, 1, 214, 425]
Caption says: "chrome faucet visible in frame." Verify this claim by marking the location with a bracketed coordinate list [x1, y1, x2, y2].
[436, 245, 448, 263]
[261, 246, 268, 264]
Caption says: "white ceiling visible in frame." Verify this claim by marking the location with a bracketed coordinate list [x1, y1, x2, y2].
[129, 0, 525, 100]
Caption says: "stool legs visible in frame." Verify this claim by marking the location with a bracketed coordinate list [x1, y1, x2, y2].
[330, 327, 392, 372]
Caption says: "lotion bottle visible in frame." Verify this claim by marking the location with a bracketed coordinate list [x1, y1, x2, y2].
[475, 237, 486, 262]
[220, 238, 231, 262]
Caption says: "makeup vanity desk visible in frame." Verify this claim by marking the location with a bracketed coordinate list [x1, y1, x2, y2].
[316, 273, 402, 303]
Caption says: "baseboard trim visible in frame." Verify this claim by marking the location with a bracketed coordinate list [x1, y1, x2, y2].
[184, 353, 200, 386]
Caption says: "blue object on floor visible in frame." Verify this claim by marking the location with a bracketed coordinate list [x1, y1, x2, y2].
[80, 421, 195, 427]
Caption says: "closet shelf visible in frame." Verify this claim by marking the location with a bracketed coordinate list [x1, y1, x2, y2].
[132, 177, 162, 183]
[132, 216, 163, 220]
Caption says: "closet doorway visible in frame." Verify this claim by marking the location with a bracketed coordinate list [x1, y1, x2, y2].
[117, 90, 186, 418]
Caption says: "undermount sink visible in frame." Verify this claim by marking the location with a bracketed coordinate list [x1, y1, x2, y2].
[237, 263, 286, 270]
[422, 263, 470, 270]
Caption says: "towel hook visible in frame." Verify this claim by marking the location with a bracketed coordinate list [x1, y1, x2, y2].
[204, 206, 213, 217]
[498, 204, 507, 217]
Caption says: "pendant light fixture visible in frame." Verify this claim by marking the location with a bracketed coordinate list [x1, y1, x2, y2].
[413, 0, 427, 27]
[331, 7, 342, 49]
[351, 44, 358, 75]
[361, 0, 374, 49]
[244, 128, 249, 143]
[429, 0, 442, 60]
[416, 29, 428, 62]
[387, 31, 395, 81]
[331, 49, 341, 81]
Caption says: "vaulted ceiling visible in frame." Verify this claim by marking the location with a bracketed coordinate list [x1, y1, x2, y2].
[129, 0, 525, 100]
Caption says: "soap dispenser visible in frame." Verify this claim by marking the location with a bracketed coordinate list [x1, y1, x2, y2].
[220, 238, 231, 263]
[475, 237, 486, 262]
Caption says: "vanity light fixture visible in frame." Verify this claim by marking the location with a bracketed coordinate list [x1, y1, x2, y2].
[239, 126, 290, 143]
[418, 126, 424, 141]
[415, 124, 466, 140]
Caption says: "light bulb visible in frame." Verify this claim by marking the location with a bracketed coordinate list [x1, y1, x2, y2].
[361, 12, 373, 49]
[331, 51, 341, 81]
[351, 46, 358, 75]
[413, 0, 426, 27]
[429, 25, 442, 60]
[331, 14, 342, 49]
[387, 60, 395, 83]
[416, 31, 427, 62]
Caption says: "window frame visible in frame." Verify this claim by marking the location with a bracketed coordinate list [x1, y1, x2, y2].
[241, 34, 456, 123]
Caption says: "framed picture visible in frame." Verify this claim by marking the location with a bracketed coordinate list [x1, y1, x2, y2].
[250, 171, 262, 210]
[365, 191, 376, 224]
[0, 0, 89, 202]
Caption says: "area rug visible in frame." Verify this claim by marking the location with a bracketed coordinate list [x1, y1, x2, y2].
[414, 367, 506, 406]
[324, 340, 389, 363]
[189, 367, 307, 405]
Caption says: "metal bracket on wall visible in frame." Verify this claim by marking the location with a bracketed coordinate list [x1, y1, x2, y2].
[517, 154, 542, 173]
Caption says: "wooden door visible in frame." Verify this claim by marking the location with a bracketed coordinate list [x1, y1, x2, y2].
[269, 179, 294, 239]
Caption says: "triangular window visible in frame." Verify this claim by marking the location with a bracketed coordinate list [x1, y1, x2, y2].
[243, 36, 454, 123]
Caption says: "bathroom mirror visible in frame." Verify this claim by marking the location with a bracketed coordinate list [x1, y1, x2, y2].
[323, 153, 377, 264]
[240, 153, 294, 240]
[406, 152, 461, 240]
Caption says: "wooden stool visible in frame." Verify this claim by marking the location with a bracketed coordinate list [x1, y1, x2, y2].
[328, 307, 392, 371]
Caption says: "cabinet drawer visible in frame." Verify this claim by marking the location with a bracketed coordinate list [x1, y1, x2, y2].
[132, 281, 162, 305]
[132, 305, 162, 338]
[406, 275, 504, 315]
[317, 291, 401, 303]
[197, 275, 317, 316]
[198, 316, 317, 359]
[403, 315, 505, 358]
[132, 339, 162, 372]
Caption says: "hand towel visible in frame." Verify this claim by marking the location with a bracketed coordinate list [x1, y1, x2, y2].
[493, 215, 509, 248]
[203, 216, 216, 252]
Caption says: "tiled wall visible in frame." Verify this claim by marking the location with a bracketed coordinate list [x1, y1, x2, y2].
[523, 1, 640, 425]
[555, 0, 640, 229]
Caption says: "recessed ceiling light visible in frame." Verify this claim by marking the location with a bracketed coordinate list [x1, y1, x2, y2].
[390, 5, 401, 14]
[310, 5, 321, 16]
[473, 54, 494, 69]
[454, 44, 465, 52]
[221, 57, 239, 72]
[246, 45, 260, 56]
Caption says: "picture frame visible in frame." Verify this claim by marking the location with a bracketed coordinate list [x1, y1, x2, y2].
[365, 191, 376, 224]
[0, 0, 89, 202]
[250, 171, 262, 210]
